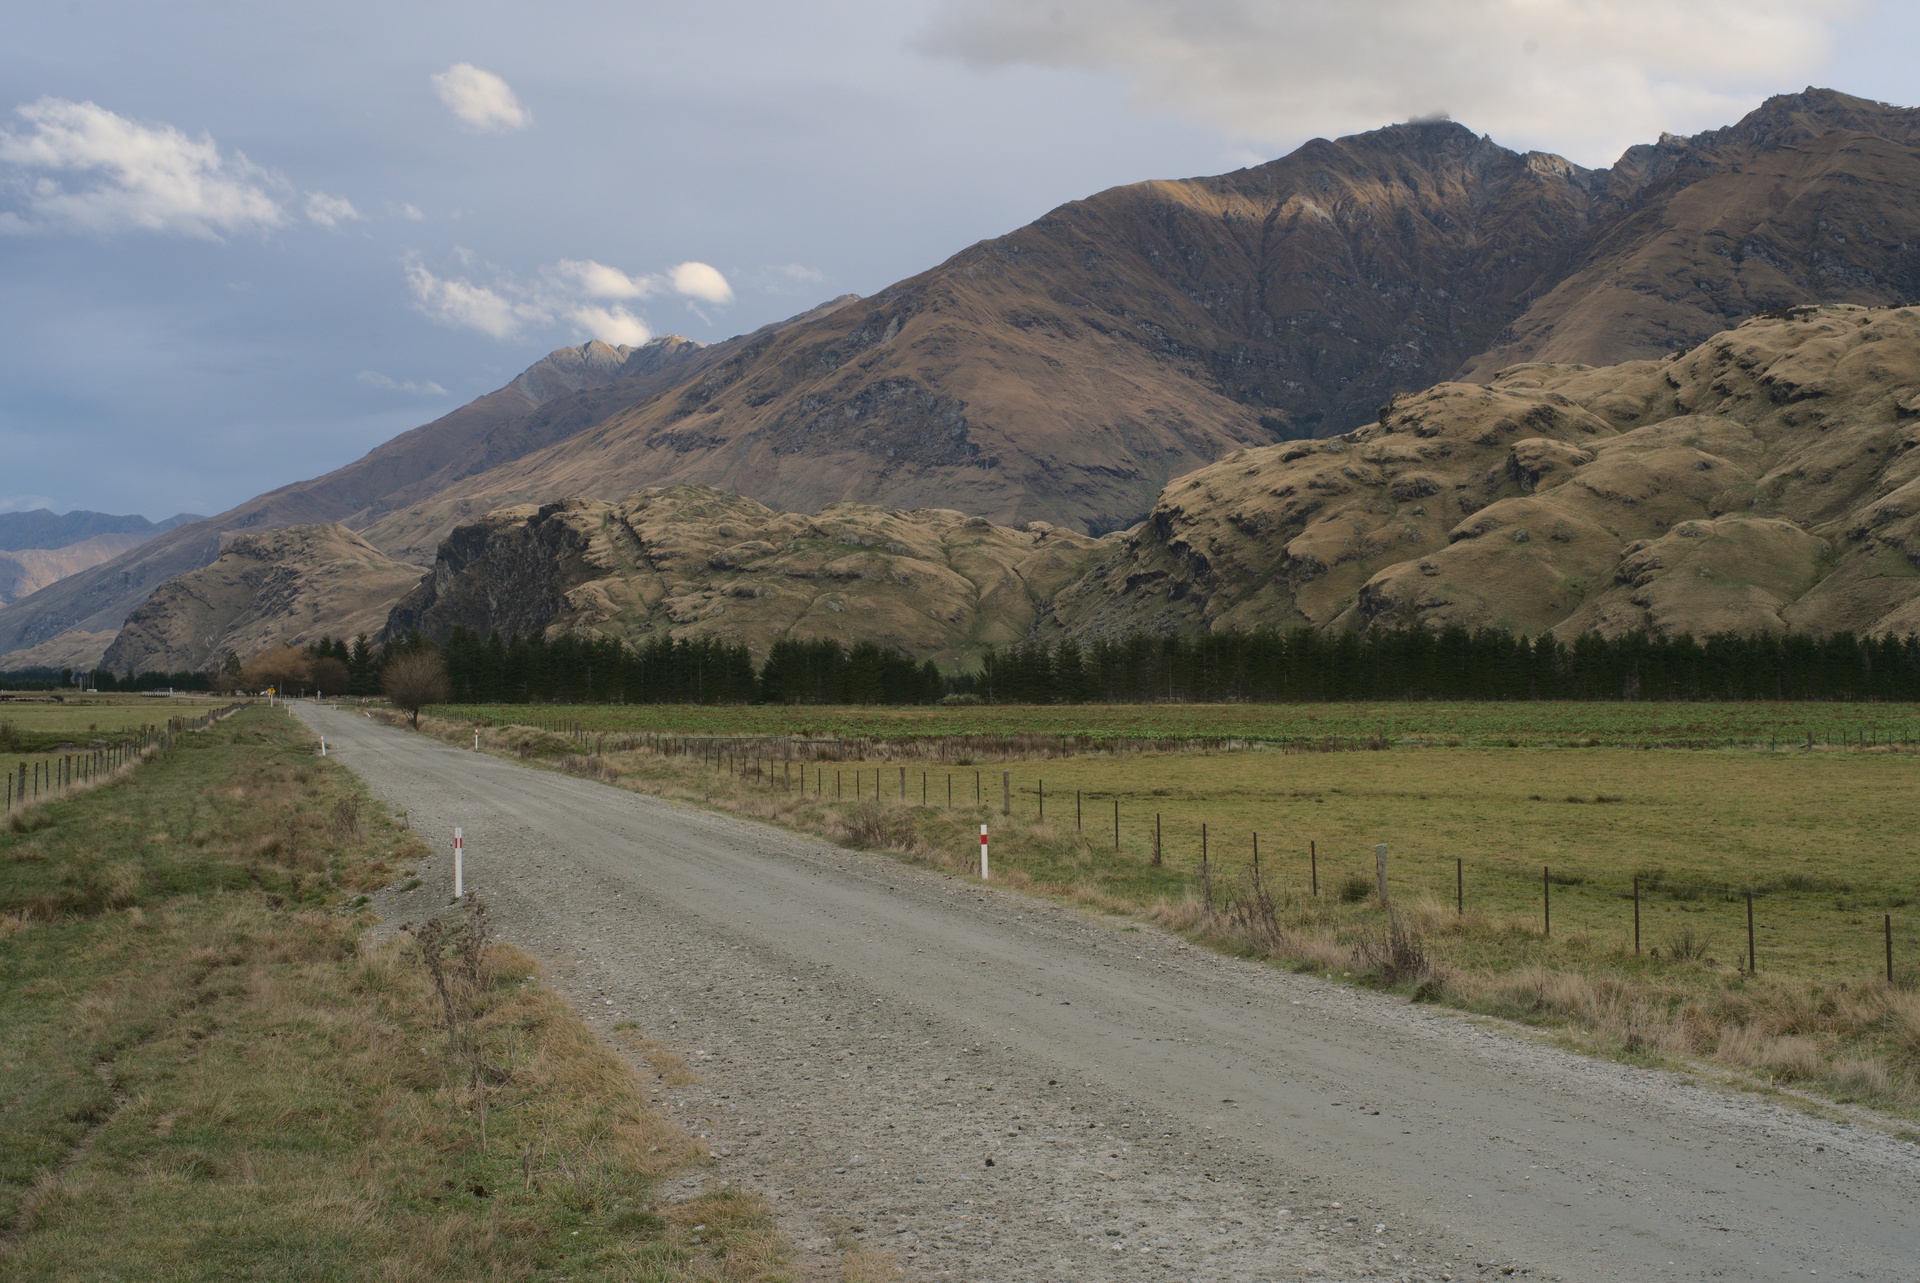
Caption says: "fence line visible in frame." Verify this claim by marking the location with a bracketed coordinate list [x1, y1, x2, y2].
[4, 701, 249, 815]
[549, 734, 1916, 987]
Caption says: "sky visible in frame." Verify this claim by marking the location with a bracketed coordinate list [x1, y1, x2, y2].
[2, 1, 1915, 521]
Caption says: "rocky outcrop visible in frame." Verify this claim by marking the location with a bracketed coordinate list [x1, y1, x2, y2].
[101, 526, 424, 673]
[387, 485, 1106, 666]
[1049, 305, 1920, 640]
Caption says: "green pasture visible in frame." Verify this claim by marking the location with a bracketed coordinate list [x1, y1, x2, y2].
[436, 699, 1920, 749]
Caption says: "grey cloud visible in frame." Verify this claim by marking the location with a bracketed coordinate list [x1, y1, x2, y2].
[923, 0, 1851, 164]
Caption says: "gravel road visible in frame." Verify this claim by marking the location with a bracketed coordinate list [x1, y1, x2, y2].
[298, 703, 1920, 1281]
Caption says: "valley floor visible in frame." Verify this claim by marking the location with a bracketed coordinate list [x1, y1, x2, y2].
[304, 701, 1920, 1282]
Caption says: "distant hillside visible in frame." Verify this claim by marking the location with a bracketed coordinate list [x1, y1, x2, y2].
[387, 485, 1104, 667]
[356, 88, 1920, 551]
[0, 332, 719, 666]
[100, 525, 423, 674]
[0, 510, 200, 607]
[1051, 305, 1920, 641]
[90, 306, 1920, 673]
[0, 508, 195, 551]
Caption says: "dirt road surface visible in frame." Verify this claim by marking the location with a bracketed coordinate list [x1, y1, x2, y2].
[298, 703, 1919, 1281]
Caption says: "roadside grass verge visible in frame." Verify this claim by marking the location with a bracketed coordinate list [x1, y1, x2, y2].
[407, 708, 1920, 1124]
[0, 706, 795, 1281]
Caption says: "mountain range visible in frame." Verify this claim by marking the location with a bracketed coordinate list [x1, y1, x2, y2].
[0, 510, 198, 619]
[5, 88, 1920, 673]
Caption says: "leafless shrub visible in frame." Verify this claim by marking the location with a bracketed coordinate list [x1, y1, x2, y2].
[1354, 914, 1438, 989]
[410, 895, 496, 1151]
[1657, 924, 1713, 963]
[1224, 865, 1288, 953]
[329, 796, 362, 843]
[382, 652, 449, 728]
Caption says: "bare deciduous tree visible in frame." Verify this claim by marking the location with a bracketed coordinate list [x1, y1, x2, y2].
[383, 651, 449, 727]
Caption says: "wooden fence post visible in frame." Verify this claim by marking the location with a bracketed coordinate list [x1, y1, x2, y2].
[1374, 844, 1389, 905]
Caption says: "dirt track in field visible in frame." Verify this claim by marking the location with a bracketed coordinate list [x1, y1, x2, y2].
[299, 703, 1920, 1281]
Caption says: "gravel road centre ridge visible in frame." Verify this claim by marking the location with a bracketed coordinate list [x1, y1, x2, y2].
[296, 703, 1920, 1281]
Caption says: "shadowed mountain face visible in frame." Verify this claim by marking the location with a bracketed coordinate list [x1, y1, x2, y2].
[0, 511, 200, 608]
[386, 486, 1102, 666]
[7, 89, 1920, 669]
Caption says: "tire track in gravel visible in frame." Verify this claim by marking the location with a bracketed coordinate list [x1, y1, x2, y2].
[299, 703, 1920, 1282]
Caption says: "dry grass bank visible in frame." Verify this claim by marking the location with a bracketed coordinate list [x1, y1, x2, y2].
[0, 707, 811, 1281]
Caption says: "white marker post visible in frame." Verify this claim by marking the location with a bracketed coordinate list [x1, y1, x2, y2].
[979, 824, 990, 880]
[320, 737, 327, 757]
[474, 729, 481, 751]
[454, 827, 465, 898]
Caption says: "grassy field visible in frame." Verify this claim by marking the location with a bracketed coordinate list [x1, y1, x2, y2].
[416, 706, 1920, 1122]
[0, 707, 808, 1280]
[437, 699, 1920, 749]
[2, 694, 198, 754]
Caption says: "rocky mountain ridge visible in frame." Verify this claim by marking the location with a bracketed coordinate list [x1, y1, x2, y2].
[7, 89, 1920, 669]
[1052, 304, 1920, 642]
[79, 306, 1920, 673]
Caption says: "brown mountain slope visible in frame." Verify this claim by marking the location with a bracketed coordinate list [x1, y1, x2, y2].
[386, 485, 1105, 666]
[0, 335, 714, 667]
[0, 295, 867, 668]
[100, 526, 424, 674]
[357, 90, 1920, 554]
[1460, 89, 1920, 378]
[362, 122, 1617, 546]
[17, 91, 1920, 668]
[1049, 304, 1920, 641]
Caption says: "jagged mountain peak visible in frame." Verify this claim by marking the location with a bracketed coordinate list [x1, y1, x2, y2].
[511, 334, 706, 406]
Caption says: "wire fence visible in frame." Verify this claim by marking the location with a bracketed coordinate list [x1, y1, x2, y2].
[4, 702, 250, 815]
[587, 732, 1918, 988]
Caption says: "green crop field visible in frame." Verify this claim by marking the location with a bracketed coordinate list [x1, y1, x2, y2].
[435, 699, 1920, 750]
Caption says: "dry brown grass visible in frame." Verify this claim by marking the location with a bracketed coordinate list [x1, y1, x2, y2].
[0, 708, 816, 1280]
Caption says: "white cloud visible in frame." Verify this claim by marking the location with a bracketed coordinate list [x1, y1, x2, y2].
[923, 0, 1852, 166]
[0, 97, 284, 237]
[357, 370, 449, 396]
[564, 305, 652, 346]
[396, 201, 425, 221]
[404, 259, 527, 338]
[669, 260, 734, 305]
[406, 253, 727, 344]
[550, 258, 657, 299]
[305, 191, 359, 227]
[431, 63, 530, 133]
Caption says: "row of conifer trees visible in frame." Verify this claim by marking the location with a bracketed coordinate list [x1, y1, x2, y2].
[422, 624, 1920, 705]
